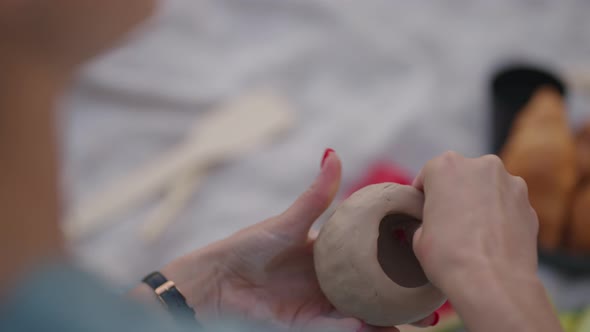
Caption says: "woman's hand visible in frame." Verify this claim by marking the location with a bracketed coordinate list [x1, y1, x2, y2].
[411, 152, 539, 290]
[412, 152, 562, 332]
[161, 150, 437, 332]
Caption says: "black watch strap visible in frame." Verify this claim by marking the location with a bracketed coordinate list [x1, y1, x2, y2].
[142, 272, 199, 326]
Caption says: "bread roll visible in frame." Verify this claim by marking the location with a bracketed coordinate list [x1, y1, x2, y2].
[568, 182, 590, 253]
[501, 87, 577, 249]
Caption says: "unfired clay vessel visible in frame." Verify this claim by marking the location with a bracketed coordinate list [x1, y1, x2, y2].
[314, 183, 446, 326]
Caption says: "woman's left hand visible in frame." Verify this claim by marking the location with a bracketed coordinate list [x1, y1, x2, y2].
[161, 150, 437, 332]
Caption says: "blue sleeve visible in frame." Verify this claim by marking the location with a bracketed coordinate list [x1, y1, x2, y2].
[0, 264, 198, 332]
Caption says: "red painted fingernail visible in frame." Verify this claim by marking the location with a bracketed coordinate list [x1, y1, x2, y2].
[321, 148, 335, 168]
[430, 312, 440, 326]
[356, 321, 366, 332]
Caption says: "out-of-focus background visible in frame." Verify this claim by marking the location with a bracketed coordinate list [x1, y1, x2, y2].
[61, 1, 590, 330]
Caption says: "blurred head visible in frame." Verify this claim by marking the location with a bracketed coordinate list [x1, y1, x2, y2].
[0, 0, 157, 67]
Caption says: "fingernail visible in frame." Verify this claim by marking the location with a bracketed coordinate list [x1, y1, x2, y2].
[356, 321, 366, 332]
[430, 312, 440, 326]
[321, 148, 335, 168]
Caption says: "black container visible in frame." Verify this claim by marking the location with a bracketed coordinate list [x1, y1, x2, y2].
[539, 249, 590, 275]
[491, 65, 566, 154]
[491, 64, 590, 275]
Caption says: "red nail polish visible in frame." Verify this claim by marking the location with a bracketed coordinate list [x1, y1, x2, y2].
[321, 148, 335, 168]
[430, 312, 440, 326]
[356, 321, 366, 332]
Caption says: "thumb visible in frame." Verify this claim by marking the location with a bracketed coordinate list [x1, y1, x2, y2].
[276, 149, 342, 238]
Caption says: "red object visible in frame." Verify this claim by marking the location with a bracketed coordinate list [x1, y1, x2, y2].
[345, 161, 413, 198]
[437, 301, 454, 316]
[321, 148, 335, 168]
[430, 311, 440, 326]
[393, 229, 408, 244]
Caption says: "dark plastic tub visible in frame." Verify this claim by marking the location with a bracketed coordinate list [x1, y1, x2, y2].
[491, 65, 566, 154]
[491, 64, 590, 275]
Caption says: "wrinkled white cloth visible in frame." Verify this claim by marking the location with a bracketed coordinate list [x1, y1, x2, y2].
[63, 0, 590, 309]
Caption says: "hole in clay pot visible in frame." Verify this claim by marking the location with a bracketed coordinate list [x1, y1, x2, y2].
[377, 214, 428, 288]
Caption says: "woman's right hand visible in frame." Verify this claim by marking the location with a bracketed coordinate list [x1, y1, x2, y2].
[411, 152, 562, 332]
[412, 151, 539, 290]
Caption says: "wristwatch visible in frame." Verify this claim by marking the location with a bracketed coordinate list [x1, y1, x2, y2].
[142, 271, 200, 326]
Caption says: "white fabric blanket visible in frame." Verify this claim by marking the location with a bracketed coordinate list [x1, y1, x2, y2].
[62, 0, 590, 309]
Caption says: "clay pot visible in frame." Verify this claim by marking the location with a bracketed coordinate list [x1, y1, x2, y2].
[314, 183, 445, 326]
